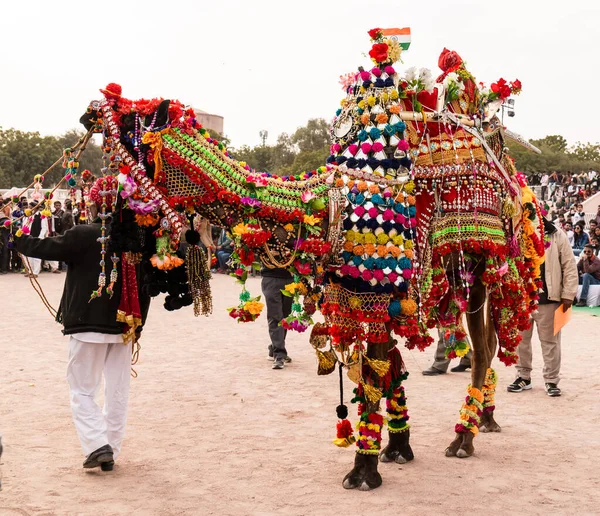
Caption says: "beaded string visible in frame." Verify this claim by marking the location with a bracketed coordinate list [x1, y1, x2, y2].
[90, 178, 109, 301]
[106, 183, 120, 297]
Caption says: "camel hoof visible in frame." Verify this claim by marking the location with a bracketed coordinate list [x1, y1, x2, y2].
[395, 454, 408, 464]
[480, 423, 502, 433]
[456, 448, 471, 458]
[342, 456, 383, 490]
[445, 447, 456, 457]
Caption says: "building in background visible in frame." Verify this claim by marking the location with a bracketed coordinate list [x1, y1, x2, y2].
[193, 107, 224, 135]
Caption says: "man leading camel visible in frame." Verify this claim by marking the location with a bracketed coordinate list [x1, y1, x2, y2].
[15, 177, 149, 471]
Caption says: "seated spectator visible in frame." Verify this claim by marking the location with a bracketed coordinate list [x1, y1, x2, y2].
[590, 236, 600, 257]
[589, 219, 598, 234]
[595, 206, 600, 226]
[576, 245, 600, 306]
[215, 229, 233, 273]
[563, 222, 574, 246]
[572, 222, 589, 256]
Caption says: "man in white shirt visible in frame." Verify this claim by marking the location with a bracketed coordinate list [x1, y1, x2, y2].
[540, 173, 549, 201]
[572, 203, 586, 226]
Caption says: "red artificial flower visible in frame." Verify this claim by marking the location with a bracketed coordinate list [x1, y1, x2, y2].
[368, 28, 383, 40]
[369, 43, 389, 63]
[436, 48, 463, 81]
[491, 78, 512, 100]
[239, 248, 255, 266]
[511, 79, 522, 93]
[294, 260, 312, 275]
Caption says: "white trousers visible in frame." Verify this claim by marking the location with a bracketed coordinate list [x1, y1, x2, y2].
[67, 337, 132, 458]
[28, 257, 42, 275]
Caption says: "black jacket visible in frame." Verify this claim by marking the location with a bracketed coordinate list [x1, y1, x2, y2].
[15, 223, 147, 335]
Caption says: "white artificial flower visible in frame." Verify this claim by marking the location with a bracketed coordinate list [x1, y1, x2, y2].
[443, 72, 459, 87]
[404, 66, 417, 82]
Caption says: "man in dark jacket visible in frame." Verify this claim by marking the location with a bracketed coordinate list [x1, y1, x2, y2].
[15, 176, 146, 471]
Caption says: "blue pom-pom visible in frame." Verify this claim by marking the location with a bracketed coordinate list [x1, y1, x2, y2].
[388, 299, 401, 317]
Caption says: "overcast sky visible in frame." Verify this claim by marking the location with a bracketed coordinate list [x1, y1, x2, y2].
[1, 0, 598, 150]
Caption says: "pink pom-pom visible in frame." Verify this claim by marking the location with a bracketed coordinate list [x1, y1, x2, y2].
[396, 214, 407, 225]
[349, 266, 361, 279]
[362, 270, 374, 281]
[361, 142, 372, 153]
[22, 226, 30, 235]
[402, 269, 412, 279]
[354, 206, 366, 217]
[373, 269, 385, 282]
[368, 207, 378, 218]
[332, 143, 342, 153]
[360, 71, 371, 81]
[3, 219, 11, 228]
[388, 272, 398, 283]
[371, 67, 382, 77]
[382, 209, 394, 221]
[348, 144, 358, 156]
[397, 140, 409, 151]
[384, 66, 396, 75]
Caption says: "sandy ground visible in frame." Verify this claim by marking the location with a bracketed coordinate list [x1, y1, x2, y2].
[1, 272, 599, 516]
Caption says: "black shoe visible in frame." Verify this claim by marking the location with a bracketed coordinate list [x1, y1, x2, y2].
[268, 345, 291, 363]
[507, 377, 532, 393]
[450, 364, 471, 373]
[83, 444, 114, 469]
[272, 359, 285, 370]
[422, 367, 446, 376]
[545, 383, 561, 397]
[575, 299, 587, 307]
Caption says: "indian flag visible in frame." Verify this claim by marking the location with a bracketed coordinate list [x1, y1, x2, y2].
[381, 27, 411, 51]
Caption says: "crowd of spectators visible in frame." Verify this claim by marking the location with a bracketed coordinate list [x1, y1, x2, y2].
[0, 197, 75, 275]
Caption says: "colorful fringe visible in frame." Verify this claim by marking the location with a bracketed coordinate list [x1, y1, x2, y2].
[482, 367, 497, 413]
[356, 406, 384, 455]
[386, 385, 410, 433]
[455, 386, 484, 436]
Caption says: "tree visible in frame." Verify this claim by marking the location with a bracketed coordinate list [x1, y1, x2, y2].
[0, 128, 104, 189]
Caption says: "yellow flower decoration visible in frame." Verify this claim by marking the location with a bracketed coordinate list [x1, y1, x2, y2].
[284, 223, 294, 231]
[303, 215, 321, 226]
[376, 233, 389, 245]
[357, 100, 366, 110]
[367, 96, 376, 107]
[355, 233, 365, 244]
[244, 300, 264, 315]
[232, 222, 248, 236]
[390, 90, 399, 100]
[284, 283, 297, 294]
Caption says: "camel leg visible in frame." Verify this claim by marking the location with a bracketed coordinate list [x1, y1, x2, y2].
[342, 341, 386, 491]
[480, 304, 501, 432]
[380, 382, 414, 464]
[445, 278, 489, 458]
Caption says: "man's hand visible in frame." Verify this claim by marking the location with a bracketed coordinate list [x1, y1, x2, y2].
[560, 298, 573, 312]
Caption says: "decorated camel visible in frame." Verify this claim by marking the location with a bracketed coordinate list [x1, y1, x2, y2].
[6, 28, 544, 490]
